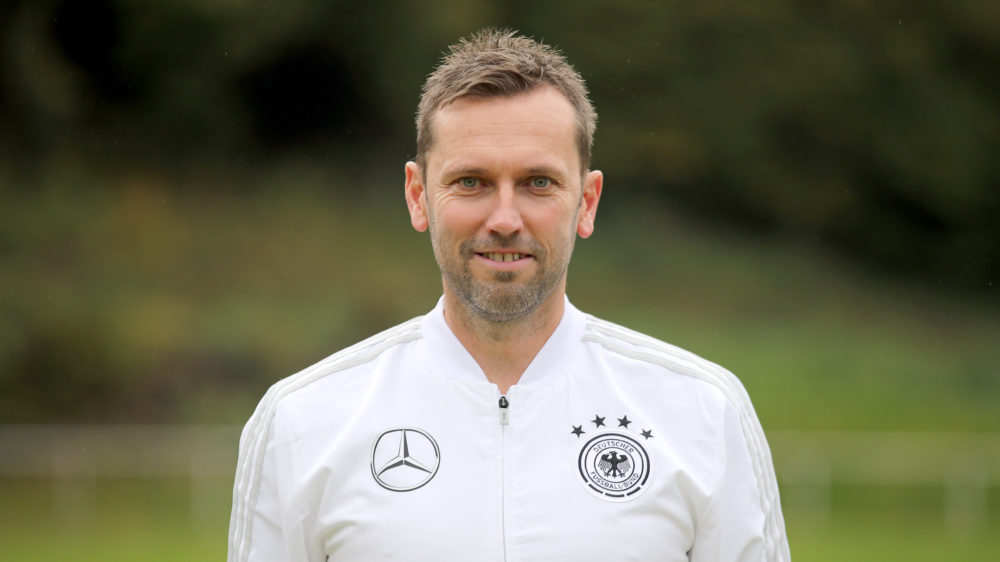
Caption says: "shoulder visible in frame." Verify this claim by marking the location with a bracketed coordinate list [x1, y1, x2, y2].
[579, 313, 755, 413]
[229, 318, 425, 562]
[242, 316, 424, 440]
[581, 313, 788, 559]
[276, 316, 422, 396]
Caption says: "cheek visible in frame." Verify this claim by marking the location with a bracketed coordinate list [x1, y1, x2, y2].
[525, 204, 578, 236]
[437, 199, 489, 229]
[430, 208, 479, 242]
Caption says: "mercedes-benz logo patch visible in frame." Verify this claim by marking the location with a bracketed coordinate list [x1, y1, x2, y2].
[578, 432, 650, 501]
[371, 428, 440, 492]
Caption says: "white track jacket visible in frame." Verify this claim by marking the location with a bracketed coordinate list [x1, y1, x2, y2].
[229, 298, 790, 561]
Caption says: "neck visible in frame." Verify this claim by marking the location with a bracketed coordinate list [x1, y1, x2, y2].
[442, 290, 565, 395]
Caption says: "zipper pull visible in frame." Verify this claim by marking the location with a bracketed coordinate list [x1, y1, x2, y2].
[499, 395, 509, 426]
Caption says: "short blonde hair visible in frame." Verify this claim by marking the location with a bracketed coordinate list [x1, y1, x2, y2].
[415, 28, 597, 173]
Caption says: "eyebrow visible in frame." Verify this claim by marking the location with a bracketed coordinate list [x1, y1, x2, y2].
[440, 165, 568, 179]
[440, 166, 490, 178]
[524, 166, 566, 178]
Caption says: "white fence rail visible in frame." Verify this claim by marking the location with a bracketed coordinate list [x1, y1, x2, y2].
[2, 425, 998, 528]
[768, 430, 1000, 533]
[0, 424, 242, 526]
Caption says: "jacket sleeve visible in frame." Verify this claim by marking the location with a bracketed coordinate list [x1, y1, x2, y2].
[228, 402, 324, 562]
[689, 402, 790, 562]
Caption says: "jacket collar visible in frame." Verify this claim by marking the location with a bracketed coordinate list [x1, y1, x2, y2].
[421, 295, 585, 389]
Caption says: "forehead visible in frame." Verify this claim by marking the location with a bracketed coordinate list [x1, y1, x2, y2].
[426, 87, 580, 175]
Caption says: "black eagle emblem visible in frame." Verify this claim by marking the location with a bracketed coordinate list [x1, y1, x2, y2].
[598, 451, 632, 478]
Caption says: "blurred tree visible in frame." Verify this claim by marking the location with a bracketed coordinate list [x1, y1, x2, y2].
[0, 0, 996, 288]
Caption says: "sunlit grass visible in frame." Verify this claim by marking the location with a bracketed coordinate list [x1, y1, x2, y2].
[1, 478, 997, 561]
[0, 479, 229, 562]
[788, 513, 1000, 562]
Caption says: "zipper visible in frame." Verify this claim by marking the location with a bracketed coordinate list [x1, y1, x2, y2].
[498, 394, 509, 561]
[499, 395, 510, 425]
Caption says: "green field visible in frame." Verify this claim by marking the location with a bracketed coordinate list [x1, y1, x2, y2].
[0, 479, 228, 561]
[1, 478, 997, 560]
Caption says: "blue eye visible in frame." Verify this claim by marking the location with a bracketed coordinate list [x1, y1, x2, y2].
[460, 177, 478, 188]
[532, 177, 551, 188]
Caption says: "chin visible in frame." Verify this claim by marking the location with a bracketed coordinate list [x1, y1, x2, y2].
[468, 288, 550, 322]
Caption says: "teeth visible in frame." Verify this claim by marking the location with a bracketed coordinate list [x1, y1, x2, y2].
[486, 252, 523, 262]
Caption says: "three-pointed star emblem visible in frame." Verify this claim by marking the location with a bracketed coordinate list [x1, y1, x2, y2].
[370, 428, 440, 491]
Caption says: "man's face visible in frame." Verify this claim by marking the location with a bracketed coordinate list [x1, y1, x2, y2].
[405, 86, 602, 322]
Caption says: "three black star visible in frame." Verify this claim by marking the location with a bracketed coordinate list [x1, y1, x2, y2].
[640, 429, 653, 440]
[617, 415, 632, 428]
[571, 425, 584, 437]
[591, 415, 606, 428]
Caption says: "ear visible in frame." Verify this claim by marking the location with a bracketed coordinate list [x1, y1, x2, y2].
[576, 170, 603, 238]
[405, 161, 429, 232]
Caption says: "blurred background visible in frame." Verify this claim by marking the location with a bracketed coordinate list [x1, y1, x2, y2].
[1, 0, 997, 559]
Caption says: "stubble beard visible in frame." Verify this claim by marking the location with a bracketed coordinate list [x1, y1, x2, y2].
[432, 233, 575, 324]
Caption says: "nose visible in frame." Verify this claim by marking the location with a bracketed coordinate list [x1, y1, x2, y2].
[484, 183, 524, 236]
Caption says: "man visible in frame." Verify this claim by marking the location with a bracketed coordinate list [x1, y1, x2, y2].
[229, 29, 789, 561]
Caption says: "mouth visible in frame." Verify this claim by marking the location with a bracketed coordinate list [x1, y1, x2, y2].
[476, 251, 531, 263]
